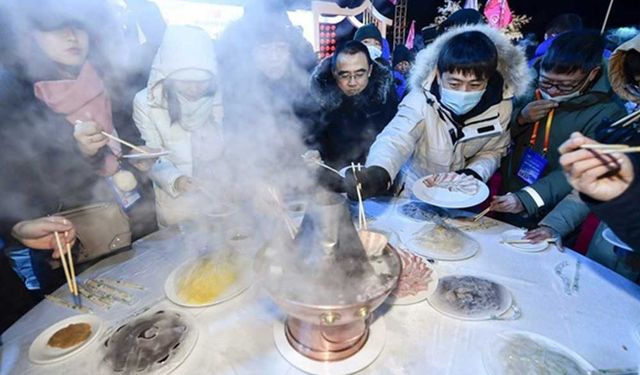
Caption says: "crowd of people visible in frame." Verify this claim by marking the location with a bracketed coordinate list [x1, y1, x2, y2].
[1, 0, 639, 334]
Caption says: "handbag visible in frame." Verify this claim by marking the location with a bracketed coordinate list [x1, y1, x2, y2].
[57, 202, 131, 264]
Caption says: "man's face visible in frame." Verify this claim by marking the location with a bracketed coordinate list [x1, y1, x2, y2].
[333, 52, 372, 97]
[538, 69, 596, 97]
[253, 42, 291, 80]
[395, 61, 412, 75]
[439, 70, 488, 92]
[360, 37, 382, 51]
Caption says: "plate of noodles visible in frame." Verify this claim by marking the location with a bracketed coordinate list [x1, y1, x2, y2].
[165, 255, 253, 307]
[482, 330, 596, 375]
[405, 222, 480, 261]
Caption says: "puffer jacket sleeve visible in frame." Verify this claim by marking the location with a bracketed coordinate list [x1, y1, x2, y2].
[514, 102, 628, 216]
[538, 190, 590, 237]
[365, 90, 425, 180]
[465, 99, 512, 181]
[132, 92, 182, 198]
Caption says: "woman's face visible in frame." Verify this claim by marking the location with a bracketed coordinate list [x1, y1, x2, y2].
[172, 79, 213, 101]
[33, 26, 89, 68]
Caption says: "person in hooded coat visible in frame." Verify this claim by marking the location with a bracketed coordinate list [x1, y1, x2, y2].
[308, 40, 398, 172]
[133, 26, 224, 227]
[344, 24, 530, 199]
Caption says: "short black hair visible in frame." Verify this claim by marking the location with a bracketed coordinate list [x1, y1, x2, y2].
[540, 30, 604, 74]
[545, 13, 583, 36]
[624, 50, 640, 84]
[436, 31, 497, 80]
[331, 40, 372, 71]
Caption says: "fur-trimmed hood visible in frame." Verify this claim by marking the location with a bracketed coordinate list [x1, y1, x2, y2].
[609, 34, 640, 103]
[409, 24, 532, 98]
[309, 57, 395, 112]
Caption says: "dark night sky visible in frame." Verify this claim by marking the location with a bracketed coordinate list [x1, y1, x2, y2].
[282, 0, 639, 38]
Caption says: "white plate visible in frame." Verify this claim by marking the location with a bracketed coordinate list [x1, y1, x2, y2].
[100, 309, 198, 375]
[165, 255, 253, 308]
[501, 229, 549, 252]
[427, 275, 512, 321]
[602, 228, 632, 251]
[404, 227, 480, 261]
[412, 175, 489, 208]
[122, 150, 171, 159]
[482, 330, 596, 375]
[386, 249, 438, 305]
[29, 314, 103, 364]
[273, 316, 386, 375]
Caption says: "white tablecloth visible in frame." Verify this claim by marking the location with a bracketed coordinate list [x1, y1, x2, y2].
[3, 199, 640, 375]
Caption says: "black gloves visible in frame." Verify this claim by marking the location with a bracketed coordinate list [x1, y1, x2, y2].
[344, 166, 392, 201]
[317, 167, 346, 193]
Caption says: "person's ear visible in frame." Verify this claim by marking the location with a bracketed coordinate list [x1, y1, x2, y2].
[368, 64, 373, 78]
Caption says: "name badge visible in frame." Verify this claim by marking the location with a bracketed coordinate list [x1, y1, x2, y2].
[517, 148, 548, 185]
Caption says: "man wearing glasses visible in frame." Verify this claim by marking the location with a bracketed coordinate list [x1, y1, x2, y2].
[307, 40, 397, 182]
[493, 30, 627, 228]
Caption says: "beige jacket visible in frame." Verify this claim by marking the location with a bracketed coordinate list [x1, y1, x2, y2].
[133, 26, 224, 226]
[366, 24, 532, 196]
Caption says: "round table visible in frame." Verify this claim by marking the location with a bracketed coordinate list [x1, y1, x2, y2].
[2, 198, 639, 375]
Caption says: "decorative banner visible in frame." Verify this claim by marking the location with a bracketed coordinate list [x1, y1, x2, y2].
[405, 20, 416, 49]
[464, 0, 479, 10]
[484, 0, 513, 29]
[318, 23, 337, 59]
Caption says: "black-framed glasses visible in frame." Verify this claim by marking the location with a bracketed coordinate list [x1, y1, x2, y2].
[538, 74, 588, 94]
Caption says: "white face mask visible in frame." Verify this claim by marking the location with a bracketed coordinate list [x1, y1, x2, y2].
[539, 88, 582, 102]
[366, 45, 382, 61]
[440, 86, 485, 115]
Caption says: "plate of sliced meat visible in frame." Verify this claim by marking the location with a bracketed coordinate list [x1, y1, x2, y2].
[412, 172, 489, 208]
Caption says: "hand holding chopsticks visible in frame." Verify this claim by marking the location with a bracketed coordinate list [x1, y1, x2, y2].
[559, 132, 635, 202]
[351, 163, 367, 230]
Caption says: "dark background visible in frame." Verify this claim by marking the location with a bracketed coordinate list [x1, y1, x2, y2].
[277, 0, 639, 37]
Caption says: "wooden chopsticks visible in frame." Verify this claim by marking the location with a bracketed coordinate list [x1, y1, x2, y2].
[580, 143, 640, 154]
[472, 206, 492, 222]
[500, 239, 556, 244]
[53, 232, 80, 307]
[610, 108, 640, 128]
[351, 163, 367, 231]
[100, 131, 149, 155]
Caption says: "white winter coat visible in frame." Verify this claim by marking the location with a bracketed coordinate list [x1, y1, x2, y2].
[133, 26, 224, 226]
[366, 24, 531, 196]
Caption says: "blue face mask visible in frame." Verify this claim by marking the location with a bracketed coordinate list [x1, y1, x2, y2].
[440, 86, 486, 115]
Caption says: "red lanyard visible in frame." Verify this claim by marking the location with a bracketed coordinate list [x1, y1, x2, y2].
[529, 90, 555, 155]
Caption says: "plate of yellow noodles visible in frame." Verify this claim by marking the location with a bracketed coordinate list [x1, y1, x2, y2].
[165, 255, 253, 307]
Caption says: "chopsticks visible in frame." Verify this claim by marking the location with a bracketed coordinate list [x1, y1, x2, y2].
[53, 232, 81, 307]
[352, 163, 367, 230]
[610, 108, 640, 128]
[472, 206, 492, 222]
[267, 187, 297, 239]
[313, 160, 342, 176]
[500, 239, 556, 244]
[100, 131, 149, 155]
[580, 143, 640, 154]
